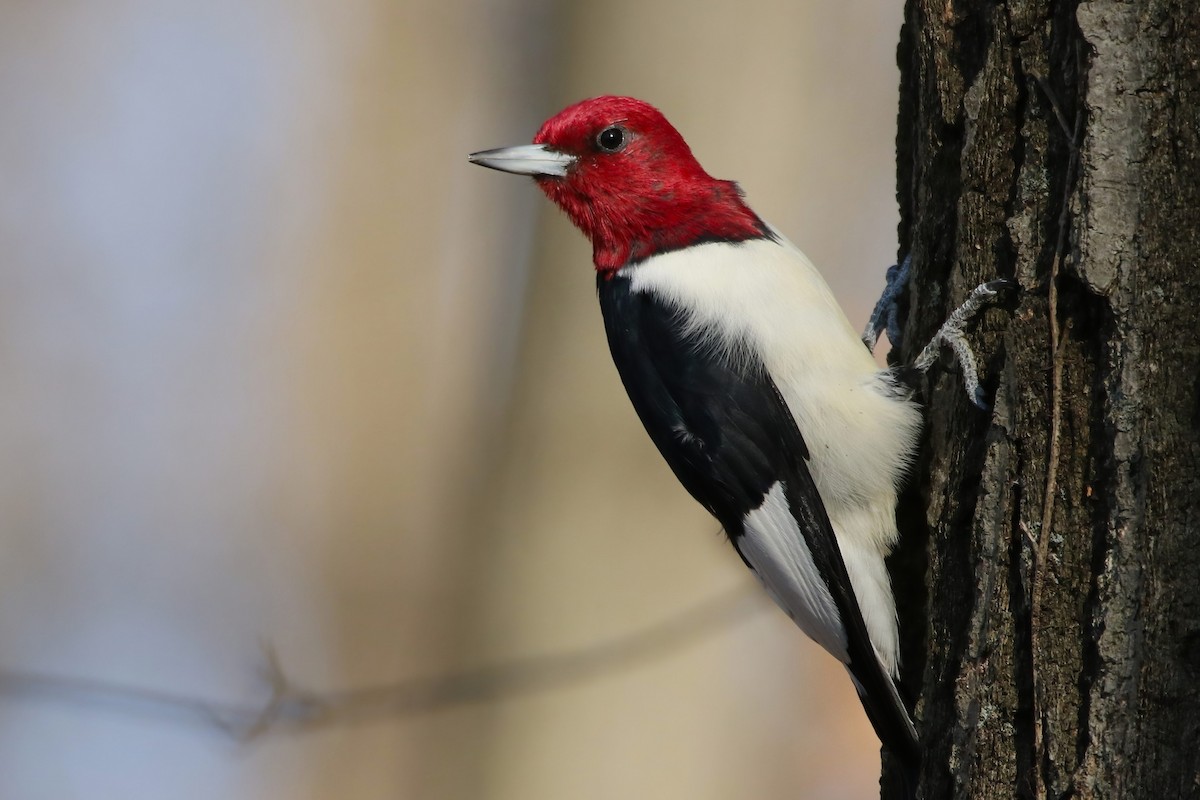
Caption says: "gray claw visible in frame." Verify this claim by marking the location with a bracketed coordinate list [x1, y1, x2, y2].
[863, 255, 912, 354]
[914, 278, 1005, 409]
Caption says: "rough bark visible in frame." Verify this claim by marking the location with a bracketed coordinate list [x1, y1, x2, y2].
[888, 1, 1200, 798]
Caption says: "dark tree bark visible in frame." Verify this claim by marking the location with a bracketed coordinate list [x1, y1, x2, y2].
[886, 1, 1200, 798]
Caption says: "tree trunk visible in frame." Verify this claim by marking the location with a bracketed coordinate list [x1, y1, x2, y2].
[888, 1, 1200, 798]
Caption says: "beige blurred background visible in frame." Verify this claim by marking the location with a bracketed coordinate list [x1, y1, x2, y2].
[0, 1, 904, 798]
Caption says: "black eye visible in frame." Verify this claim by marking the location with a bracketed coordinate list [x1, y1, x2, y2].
[597, 126, 625, 152]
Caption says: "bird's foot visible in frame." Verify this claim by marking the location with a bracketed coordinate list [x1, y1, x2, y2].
[914, 279, 1011, 409]
[862, 255, 911, 354]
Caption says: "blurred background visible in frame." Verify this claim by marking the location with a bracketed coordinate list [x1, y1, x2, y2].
[0, 0, 904, 798]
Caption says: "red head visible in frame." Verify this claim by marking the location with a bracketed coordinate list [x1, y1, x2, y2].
[470, 97, 767, 272]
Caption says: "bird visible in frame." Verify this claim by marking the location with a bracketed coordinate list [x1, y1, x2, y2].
[469, 95, 925, 776]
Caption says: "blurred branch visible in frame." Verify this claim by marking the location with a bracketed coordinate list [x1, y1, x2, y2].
[0, 583, 764, 742]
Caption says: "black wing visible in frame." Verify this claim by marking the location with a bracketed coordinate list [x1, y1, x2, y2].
[597, 272, 919, 766]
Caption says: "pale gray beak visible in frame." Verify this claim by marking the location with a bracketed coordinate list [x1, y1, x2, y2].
[468, 144, 576, 178]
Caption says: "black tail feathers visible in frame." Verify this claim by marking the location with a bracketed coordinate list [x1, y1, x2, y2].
[850, 663, 921, 799]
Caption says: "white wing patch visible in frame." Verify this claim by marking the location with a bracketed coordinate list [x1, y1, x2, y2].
[740, 481, 848, 663]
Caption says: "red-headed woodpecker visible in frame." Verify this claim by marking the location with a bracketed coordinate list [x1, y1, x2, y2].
[470, 96, 924, 772]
